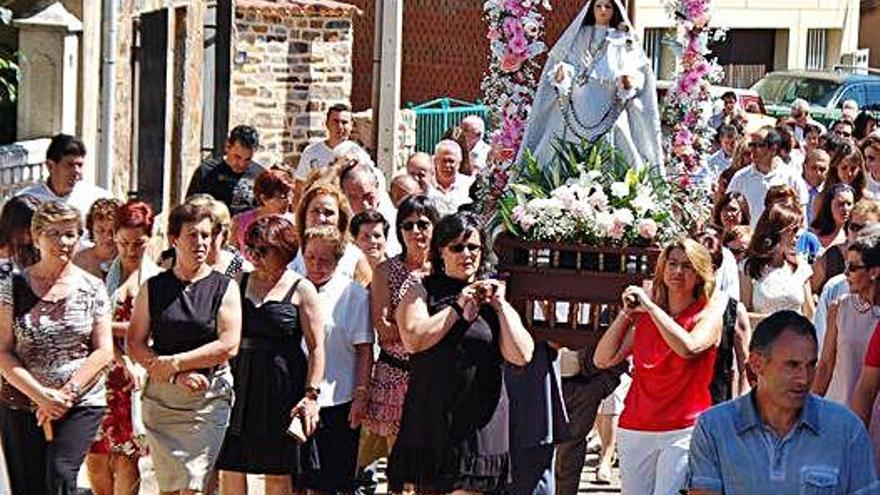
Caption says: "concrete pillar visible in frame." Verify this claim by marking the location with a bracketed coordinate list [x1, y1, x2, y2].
[14, 2, 82, 141]
[375, 0, 403, 180]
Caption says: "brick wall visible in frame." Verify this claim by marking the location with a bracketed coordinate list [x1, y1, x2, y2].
[347, 0, 584, 110]
[230, 4, 355, 169]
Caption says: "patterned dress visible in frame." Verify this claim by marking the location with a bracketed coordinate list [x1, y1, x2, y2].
[363, 256, 420, 438]
[90, 295, 148, 458]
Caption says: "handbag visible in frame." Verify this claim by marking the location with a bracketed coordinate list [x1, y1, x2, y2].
[0, 375, 32, 410]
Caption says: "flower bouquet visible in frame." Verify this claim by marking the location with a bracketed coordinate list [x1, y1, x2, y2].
[497, 139, 680, 247]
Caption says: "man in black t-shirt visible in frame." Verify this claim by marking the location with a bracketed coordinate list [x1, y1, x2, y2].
[186, 125, 265, 215]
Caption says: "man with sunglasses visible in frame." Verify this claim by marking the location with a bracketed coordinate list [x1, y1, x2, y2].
[727, 127, 809, 228]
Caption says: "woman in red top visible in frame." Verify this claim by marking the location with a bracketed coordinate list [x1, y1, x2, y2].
[594, 238, 725, 495]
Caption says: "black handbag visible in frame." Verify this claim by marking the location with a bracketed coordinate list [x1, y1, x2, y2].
[0, 376, 32, 410]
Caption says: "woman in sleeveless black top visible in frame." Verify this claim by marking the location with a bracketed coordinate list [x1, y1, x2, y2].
[216, 216, 326, 495]
[127, 203, 242, 494]
[388, 213, 534, 493]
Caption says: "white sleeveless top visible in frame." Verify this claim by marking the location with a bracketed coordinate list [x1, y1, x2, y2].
[750, 258, 812, 315]
[826, 294, 880, 405]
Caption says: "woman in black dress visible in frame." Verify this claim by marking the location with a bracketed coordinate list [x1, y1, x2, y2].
[389, 212, 534, 493]
[127, 202, 242, 495]
[217, 215, 325, 495]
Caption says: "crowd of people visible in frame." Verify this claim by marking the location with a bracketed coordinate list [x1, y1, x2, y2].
[1, 93, 880, 495]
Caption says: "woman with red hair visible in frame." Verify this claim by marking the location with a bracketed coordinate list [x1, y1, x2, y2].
[230, 168, 296, 254]
[86, 201, 161, 495]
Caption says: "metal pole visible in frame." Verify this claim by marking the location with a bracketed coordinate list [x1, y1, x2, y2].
[99, 0, 118, 191]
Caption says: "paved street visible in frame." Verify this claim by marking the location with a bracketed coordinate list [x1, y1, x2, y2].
[78, 449, 622, 494]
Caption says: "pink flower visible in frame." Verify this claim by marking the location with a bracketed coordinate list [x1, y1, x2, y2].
[503, 17, 525, 37]
[508, 34, 529, 55]
[500, 50, 526, 72]
[504, 0, 529, 16]
[638, 218, 658, 240]
[608, 221, 626, 240]
[487, 28, 503, 41]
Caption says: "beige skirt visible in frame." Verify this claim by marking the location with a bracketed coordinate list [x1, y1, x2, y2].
[142, 368, 233, 492]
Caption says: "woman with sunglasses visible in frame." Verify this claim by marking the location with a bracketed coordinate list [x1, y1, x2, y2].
[217, 216, 325, 495]
[594, 238, 724, 495]
[814, 232, 880, 416]
[388, 212, 533, 494]
[362, 196, 439, 460]
[231, 168, 296, 254]
[86, 201, 161, 495]
[741, 203, 815, 325]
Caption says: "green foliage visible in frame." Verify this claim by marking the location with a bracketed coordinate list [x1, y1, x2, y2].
[0, 7, 19, 104]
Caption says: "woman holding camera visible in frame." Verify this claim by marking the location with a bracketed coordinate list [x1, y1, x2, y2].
[594, 238, 724, 495]
[387, 212, 534, 493]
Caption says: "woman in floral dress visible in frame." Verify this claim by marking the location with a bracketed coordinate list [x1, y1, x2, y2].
[363, 196, 439, 449]
[87, 201, 160, 495]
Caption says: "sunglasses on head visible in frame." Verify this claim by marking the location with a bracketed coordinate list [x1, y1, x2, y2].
[448, 242, 481, 254]
[401, 220, 431, 232]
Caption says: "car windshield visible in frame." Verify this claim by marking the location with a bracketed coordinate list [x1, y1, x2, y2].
[751, 75, 841, 108]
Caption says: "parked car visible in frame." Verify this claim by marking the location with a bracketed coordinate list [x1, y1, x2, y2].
[750, 68, 880, 126]
[656, 80, 766, 114]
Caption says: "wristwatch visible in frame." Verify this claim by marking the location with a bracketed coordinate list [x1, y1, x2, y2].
[305, 386, 321, 400]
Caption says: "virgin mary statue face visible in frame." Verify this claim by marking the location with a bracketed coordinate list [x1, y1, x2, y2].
[593, 0, 615, 26]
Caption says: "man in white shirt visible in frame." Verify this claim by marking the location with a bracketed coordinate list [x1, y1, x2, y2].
[295, 103, 353, 189]
[17, 134, 111, 218]
[728, 127, 809, 227]
[695, 124, 739, 186]
[429, 140, 474, 216]
[460, 115, 492, 171]
[339, 162, 401, 256]
[800, 149, 830, 224]
[787, 98, 827, 146]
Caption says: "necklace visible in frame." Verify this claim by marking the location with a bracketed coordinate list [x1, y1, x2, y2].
[852, 293, 872, 314]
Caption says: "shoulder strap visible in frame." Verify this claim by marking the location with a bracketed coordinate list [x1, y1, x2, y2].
[240, 272, 250, 296]
[284, 277, 303, 302]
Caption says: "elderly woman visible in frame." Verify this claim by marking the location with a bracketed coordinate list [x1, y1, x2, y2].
[594, 238, 725, 495]
[85, 201, 161, 495]
[230, 168, 296, 254]
[300, 226, 373, 494]
[741, 203, 815, 323]
[388, 212, 534, 494]
[161, 195, 248, 278]
[127, 202, 242, 495]
[216, 216, 325, 495]
[290, 183, 371, 285]
[75, 198, 124, 278]
[363, 195, 439, 453]
[0, 201, 114, 494]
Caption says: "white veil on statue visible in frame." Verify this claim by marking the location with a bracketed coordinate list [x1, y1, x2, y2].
[518, 0, 663, 173]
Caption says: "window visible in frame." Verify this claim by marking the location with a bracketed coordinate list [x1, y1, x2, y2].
[865, 83, 880, 112]
[836, 85, 866, 109]
[806, 29, 828, 70]
[643, 28, 666, 76]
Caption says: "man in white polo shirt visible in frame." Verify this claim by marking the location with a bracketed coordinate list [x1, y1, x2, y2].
[429, 140, 474, 216]
[295, 103, 353, 192]
[728, 127, 808, 227]
[17, 133, 111, 217]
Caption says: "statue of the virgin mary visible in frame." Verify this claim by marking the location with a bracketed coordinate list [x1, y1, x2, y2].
[519, 0, 663, 172]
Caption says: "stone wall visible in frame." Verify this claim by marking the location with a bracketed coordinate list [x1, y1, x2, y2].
[230, 2, 357, 170]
